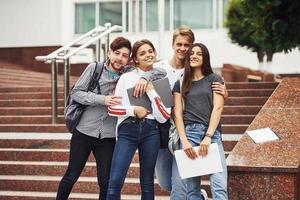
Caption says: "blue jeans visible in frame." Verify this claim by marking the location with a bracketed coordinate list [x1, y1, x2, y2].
[107, 118, 160, 200]
[183, 123, 228, 200]
[155, 148, 187, 200]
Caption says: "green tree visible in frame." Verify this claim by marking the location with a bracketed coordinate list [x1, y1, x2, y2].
[225, 0, 300, 69]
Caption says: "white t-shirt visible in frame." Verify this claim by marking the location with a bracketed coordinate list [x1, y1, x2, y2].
[154, 59, 184, 90]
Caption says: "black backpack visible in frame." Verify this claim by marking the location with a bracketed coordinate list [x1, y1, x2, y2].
[64, 62, 104, 133]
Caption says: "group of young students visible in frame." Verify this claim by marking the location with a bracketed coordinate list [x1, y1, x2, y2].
[56, 26, 228, 200]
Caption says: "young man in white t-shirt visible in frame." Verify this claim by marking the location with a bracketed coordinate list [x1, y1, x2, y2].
[154, 26, 227, 200]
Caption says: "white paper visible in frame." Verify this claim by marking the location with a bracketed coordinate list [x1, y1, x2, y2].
[174, 143, 223, 179]
[247, 127, 279, 144]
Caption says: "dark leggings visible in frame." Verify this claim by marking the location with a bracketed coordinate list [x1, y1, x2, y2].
[56, 130, 115, 200]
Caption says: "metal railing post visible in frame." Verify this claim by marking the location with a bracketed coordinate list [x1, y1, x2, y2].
[64, 58, 70, 107]
[51, 59, 58, 124]
[105, 23, 112, 58]
[96, 38, 101, 62]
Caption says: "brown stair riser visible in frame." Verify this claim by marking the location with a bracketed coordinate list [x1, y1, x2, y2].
[222, 106, 261, 115]
[0, 69, 78, 79]
[0, 115, 254, 125]
[0, 197, 54, 200]
[0, 87, 64, 93]
[0, 152, 138, 163]
[0, 180, 171, 195]
[0, 141, 236, 161]
[0, 106, 262, 116]
[0, 89, 273, 100]
[0, 107, 65, 115]
[0, 124, 247, 134]
[0, 197, 146, 200]
[227, 89, 274, 97]
[0, 82, 278, 93]
[0, 80, 52, 86]
[221, 115, 255, 124]
[0, 116, 65, 124]
[0, 139, 238, 150]
[0, 164, 222, 183]
[225, 97, 268, 105]
[0, 93, 64, 99]
[0, 125, 68, 132]
[226, 82, 278, 89]
[0, 164, 140, 178]
[0, 100, 65, 107]
[0, 139, 70, 149]
[0, 97, 268, 107]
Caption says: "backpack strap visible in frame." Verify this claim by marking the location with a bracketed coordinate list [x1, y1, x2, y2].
[88, 61, 104, 92]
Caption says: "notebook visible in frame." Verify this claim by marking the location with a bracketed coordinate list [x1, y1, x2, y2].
[127, 77, 174, 111]
[174, 143, 223, 179]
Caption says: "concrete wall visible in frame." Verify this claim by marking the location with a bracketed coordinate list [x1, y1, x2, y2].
[0, 0, 62, 47]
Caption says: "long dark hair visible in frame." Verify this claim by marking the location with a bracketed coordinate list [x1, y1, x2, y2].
[181, 43, 213, 96]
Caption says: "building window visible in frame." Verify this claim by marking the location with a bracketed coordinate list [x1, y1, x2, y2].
[99, 2, 122, 27]
[223, 0, 228, 26]
[74, 0, 227, 34]
[173, 0, 213, 29]
[75, 3, 95, 34]
[145, 0, 170, 31]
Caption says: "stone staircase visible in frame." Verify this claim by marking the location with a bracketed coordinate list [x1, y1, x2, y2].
[0, 67, 278, 199]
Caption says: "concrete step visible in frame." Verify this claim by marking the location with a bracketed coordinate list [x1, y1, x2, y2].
[226, 82, 278, 89]
[0, 191, 171, 200]
[0, 175, 171, 195]
[227, 89, 274, 97]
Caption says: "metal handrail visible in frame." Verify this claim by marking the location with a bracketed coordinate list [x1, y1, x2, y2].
[58, 25, 122, 60]
[35, 23, 123, 125]
[35, 26, 105, 62]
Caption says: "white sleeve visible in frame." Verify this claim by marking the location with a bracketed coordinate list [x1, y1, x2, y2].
[147, 89, 171, 123]
[107, 75, 135, 117]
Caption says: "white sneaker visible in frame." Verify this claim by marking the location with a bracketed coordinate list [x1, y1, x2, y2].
[201, 189, 209, 200]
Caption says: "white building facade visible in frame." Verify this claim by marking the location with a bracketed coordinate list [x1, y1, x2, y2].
[0, 0, 299, 74]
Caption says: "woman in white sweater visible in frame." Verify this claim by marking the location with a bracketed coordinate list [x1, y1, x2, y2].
[107, 39, 171, 200]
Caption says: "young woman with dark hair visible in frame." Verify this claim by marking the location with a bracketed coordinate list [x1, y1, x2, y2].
[173, 43, 228, 200]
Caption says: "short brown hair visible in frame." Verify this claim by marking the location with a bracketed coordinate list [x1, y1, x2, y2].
[172, 26, 195, 45]
[110, 37, 132, 53]
[131, 39, 156, 63]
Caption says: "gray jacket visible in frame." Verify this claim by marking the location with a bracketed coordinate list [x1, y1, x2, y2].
[71, 61, 166, 138]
